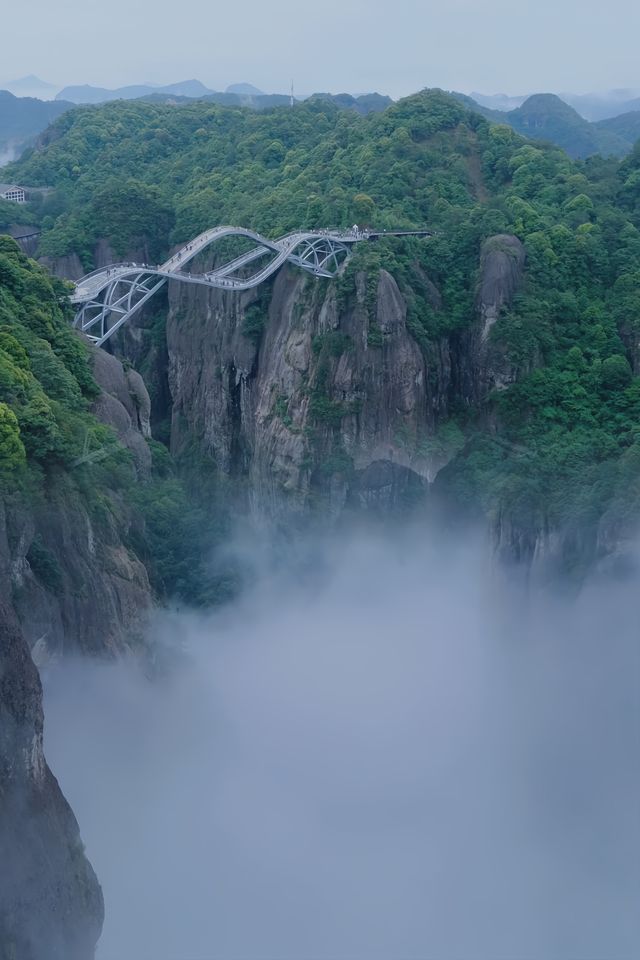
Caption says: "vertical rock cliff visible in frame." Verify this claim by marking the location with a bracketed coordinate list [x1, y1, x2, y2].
[3, 346, 153, 660]
[0, 600, 103, 960]
[115, 235, 525, 524]
[0, 342, 156, 957]
[165, 264, 441, 518]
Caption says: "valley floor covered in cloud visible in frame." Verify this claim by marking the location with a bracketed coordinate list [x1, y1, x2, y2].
[43, 532, 640, 959]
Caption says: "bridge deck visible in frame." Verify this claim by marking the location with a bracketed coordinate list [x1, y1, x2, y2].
[70, 226, 433, 344]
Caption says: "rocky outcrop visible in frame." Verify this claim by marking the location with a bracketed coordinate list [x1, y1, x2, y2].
[0, 600, 103, 960]
[0, 293, 156, 960]
[92, 238, 152, 269]
[37, 252, 85, 282]
[454, 233, 526, 404]
[3, 348, 153, 660]
[5, 226, 41, 258]
[162, 263, 447, 519]
[476, 234, 526, 341]
[37, 237, 154, 284]
[111, 235, 525, 524]
[91, 347, 152, 474]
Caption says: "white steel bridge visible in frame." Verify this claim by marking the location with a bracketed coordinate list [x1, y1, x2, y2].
[70, 225, 432, 346]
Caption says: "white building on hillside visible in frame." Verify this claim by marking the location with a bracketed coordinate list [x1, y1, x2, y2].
[0, 184, 27, 203]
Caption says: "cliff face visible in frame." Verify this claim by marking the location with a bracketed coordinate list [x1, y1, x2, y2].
[0, 343, 155, 957]
[0, 237, 161, 958]
[115, 235, 525, 523]
[165, 265, 436, 518]
[469, 234, 527, 392]
[38, 232, 527, 523]
[0, 600, 103, 960]
[37, 237, 154, 283]
[2, 346, 153, 661]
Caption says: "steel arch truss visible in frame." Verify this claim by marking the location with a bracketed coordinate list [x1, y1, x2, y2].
[70, 225, 432, 346]
[287, 237, 349, 277]
[74, 272, 167, 345]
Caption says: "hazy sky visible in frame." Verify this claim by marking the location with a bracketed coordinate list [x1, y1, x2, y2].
[4, 0, 640, 97]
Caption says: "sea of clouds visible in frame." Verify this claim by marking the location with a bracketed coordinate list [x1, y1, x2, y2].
[43, 529, 640, 959]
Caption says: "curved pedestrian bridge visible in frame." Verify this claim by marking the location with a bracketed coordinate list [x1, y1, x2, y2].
[70, 225, 432, 346]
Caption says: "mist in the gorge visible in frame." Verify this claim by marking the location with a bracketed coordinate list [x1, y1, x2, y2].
[43, 530, 640, 960]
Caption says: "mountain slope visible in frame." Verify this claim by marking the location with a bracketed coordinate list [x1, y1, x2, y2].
[454, 91, 635, 159]
[561, 90, 640, 121]
[307, 91, 393, 114]
[7, 89, 640, 576]
[596, 110, 640, 147]
[226, 82, 264, 96]
[0, 90, 73, 161]
[503, 93, 631, 159]
[0, 601, 103, 960]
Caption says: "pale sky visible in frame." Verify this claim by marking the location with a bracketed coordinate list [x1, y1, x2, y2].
[3, 0, 639, 98]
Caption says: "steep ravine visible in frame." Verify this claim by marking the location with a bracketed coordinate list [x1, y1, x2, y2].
[114, 231, 636, 575]
[1, 342, 154, 958]
[0, 222, 628, 956]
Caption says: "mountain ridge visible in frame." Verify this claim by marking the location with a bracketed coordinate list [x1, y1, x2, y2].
[453, 90, 637, 159]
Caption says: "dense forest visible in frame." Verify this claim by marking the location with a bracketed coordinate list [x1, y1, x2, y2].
[2, 89, 640, 578]
[0, 238, 233, 605]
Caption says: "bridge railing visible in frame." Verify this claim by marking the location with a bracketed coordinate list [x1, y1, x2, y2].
[74, 262, 157, 287]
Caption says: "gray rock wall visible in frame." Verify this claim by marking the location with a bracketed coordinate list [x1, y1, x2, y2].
[0, 600, 103, 960]
[163, 263, 443, 519]
[158, 236, 524, 521]
[2, 346, 153, 660]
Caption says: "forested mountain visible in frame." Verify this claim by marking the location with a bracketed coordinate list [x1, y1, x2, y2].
[308, 92, 393, 114]
[562, 90, 640, 122]
[471, 88, 640, 122]
[597, 110, 640, 147]
[54, 82, 390, 114]
[0, 88, 387, 167]
[0, 90, 73, 161]
[2, 82, 639, 960]
[0, 233, 239, 954]
[3, 85, 639, 175]
[55, 79, 215, 104]
[455, 92, 636, 159]
[2, 89, 640, 581]
[505, 93, 632, 158]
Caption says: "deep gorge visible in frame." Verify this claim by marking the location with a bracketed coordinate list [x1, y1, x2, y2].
[1, 86, 640, 957]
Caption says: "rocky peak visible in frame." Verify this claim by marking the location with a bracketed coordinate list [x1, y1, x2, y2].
[476, 234, 526, 341]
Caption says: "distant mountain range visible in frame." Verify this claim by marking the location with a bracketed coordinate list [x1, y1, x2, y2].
[470, 88, 640, 122]
[310, 92, 392, 115]
[226, 83, 264, 96]
[55, 79, 216, 103]
[0, 83, 391, 164]
[51, 81, 392, 115]
[1, 75, 59, 100]
[556, 89, 640, 122]
[1, 77, 639, 169]
[3, 74, 640, 122]
[597, 110, 640, 144]
[0, 90, 73, 163]
[455, 92, 639, 159]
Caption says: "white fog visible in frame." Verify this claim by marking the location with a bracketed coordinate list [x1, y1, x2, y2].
[43, 532, 640, 959]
